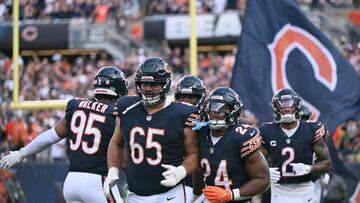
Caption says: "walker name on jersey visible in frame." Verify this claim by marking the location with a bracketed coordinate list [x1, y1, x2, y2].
[78, 100, 108, 113]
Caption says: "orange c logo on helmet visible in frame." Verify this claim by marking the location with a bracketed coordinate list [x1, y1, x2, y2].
[268, 24, 338, 119]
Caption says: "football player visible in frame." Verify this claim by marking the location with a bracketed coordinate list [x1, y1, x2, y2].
[260, 89, 331, 203]
[174, 75, 206, 108]
[104, 57, 199, 202]
[0, 66, 128, 202]
[174, 75, 206, 202]
[193, 87, 270, 203]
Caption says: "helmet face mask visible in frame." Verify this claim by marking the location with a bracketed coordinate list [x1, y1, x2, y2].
[175, 75, 206, 108]
[136, 82, 167, 106]
[203, 87, 243, 130]
[135, 57, 171, 107]
[271, 89, 301, 123]
[177, 94, 202, 106]
[205, 101, 232, 130]
[93, 66, 128, 99]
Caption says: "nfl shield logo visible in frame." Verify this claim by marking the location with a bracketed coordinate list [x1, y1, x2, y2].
[209, 148, 214, 154]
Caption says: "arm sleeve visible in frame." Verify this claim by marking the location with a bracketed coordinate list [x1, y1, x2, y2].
[20, 127, 62, 157]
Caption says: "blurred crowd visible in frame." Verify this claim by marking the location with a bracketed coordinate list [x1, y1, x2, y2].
[339, 36, 360, 75]
[0, 0, 141, 23]
[0, 0, 357, 23]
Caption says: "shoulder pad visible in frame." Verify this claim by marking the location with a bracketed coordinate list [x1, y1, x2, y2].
[234, 124, 258, 137]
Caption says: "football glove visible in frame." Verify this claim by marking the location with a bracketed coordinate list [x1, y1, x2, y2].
[160, 164, 187, 187]
[203, 186, 232, 203]
[269, 167, 281, 183]
[103, 167, 120, 199]
[0, 150, 24, 170]
[320, 173, 330, 185]
[290, 163, 312, 176]
[191, 120, 209, 131]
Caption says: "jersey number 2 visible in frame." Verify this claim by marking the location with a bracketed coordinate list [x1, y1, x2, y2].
[70, 110, 106, 154]
[281, 147, 295, 176]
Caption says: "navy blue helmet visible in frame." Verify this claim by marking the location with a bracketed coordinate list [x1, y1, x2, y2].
[271, 88, 302, 123]
[175, 75, 206, 107]
[135, 57, 172, 106]
[203, 87, 243, 129]
[93, 66, 128, 98]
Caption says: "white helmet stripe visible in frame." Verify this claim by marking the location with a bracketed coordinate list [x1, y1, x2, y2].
[94, 88, 117, 96]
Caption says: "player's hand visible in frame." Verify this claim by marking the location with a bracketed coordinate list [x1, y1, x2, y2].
[290, 163, 312, 176]
[269, 167, 281, 183]
[320, 173, 330, 185]
[103, 167, 119, 199]
[0, 150, 24, 170]
[203, 186, 232, 203]
[191, 120, 209, 131]
[160, 164, 187, 187]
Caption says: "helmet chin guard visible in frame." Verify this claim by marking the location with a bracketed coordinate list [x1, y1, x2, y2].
[209, 119, 229, 130]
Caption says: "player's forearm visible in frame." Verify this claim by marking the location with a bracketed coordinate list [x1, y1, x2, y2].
[310, 159, 331, 174]
[192, 168, 205, 195]
[107, 140, 124, 169]
[21, 127, 62, 157]
[238, 177, 269, 197]
[182, 153, 199, 175]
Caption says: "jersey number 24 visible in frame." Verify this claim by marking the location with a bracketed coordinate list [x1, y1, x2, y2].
[201, 159, 233, 189]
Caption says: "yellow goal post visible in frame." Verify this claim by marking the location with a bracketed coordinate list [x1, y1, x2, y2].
[11, 0, 198, 109]
[10, 0, 67, 110]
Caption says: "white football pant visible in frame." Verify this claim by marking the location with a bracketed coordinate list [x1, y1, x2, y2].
[126, 184, 186, 203]
[271, 181, 314, 203]
[63, 172, 122, 203]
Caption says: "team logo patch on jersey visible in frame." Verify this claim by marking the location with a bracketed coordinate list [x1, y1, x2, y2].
[146, 115, 152, 121]
[209, 147, 214, 154]
[270, 140, 277, 147]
